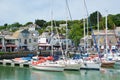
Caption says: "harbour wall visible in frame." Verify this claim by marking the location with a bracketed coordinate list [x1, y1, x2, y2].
[0, 50, 62, 59]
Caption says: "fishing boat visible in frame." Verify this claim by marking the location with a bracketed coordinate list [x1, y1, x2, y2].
[31, 56, 65, 72]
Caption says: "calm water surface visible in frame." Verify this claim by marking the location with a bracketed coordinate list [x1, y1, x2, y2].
[0, 66, 120, 80]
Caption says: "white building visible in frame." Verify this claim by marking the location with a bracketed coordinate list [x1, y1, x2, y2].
[12, 24, 39, 51]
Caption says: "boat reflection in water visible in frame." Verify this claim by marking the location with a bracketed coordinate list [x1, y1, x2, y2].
[0, 66, 120, 80]
[31, 69, 120, 80]
[31, 69, 83, 80]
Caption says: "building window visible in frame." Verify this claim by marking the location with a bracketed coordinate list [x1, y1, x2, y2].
[29, 39, 31, 43]
[19, 39, 21, 43]
[21, 29, 29, 37]
[34, 39, 37, 42]
[24, 39, 27, 44]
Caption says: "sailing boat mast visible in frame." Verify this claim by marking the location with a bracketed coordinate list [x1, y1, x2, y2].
[50, 0, 54, 55]
[83, 0, 89, 54]
[65, 11, 68, 54]
[83, 18, 86, 53]
[105, 12, 108, 54]
[65, 0, 69, 54]
[86, 17, 89, 54]
[97, 11, 100, 53]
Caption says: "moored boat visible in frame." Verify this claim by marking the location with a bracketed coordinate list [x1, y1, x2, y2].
[101, 60, 115, 68]
[31, 61, 65, 72]
[56, 59, 81, 71]
[79, 56, 101, 70]
[31, 56, 65, 72]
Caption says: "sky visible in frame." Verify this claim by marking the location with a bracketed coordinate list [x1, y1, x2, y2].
[0, 0, 119, 25]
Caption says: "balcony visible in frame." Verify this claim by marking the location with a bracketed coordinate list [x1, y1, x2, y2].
[5, 43, 16, 47]
[5, 43, 15, 45]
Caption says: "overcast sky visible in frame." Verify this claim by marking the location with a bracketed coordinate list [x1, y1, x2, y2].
[0, 0, 119, 25]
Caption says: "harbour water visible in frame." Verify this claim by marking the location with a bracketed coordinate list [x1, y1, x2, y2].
[0, 66, 120, 80]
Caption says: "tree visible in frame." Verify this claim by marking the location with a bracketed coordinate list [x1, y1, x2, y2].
[99, 17, 105, 29]
[10, 22, 22, 27]
[35, 19, 46, 27]
[99, 15, 115, 30]
[107, 15, 114, 29]
[89, 11, 102, 26]
[68, 23, 83, 46]
[4, 23, 8, 26]
[112, 14, 120, 26]
[38, 28, 46, 34]
[24, 22, 33, 26]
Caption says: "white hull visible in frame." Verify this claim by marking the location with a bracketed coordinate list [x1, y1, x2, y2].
[31, 65, 64, 72]
[115, 61, 120, 65]
[80, 61, 101, 70]
[31, 61, 64, 72]
[56, 60, 81, 70]
[65, 64, 81, 70]
[114, 61, 120, 69]
[81, 63, 100, 70]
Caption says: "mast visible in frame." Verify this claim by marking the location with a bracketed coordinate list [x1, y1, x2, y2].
[83, 18, 86, 53]
[105, 12, 108, 54]
[65, 11, 68, 54]
[50, 0, 53, 55]
[83, 0, 89, 54]
[97, 11, 100, 54]
[65, 0, 69, 54]
[86, 17, 89, 54]
[83, 0, 100, 55]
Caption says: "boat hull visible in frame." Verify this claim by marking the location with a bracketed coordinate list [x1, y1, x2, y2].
[64, 64, 81, 70]
[31, 65, 64, 72]
[56, 60, 81, 71]
[80, 62, 101, 70]
[101, 61, 115, 68]
[114, 61, 120, 69]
